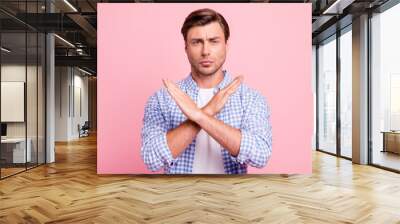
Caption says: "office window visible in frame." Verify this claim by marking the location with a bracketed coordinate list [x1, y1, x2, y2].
[371, 2, 400, 171]
[340, 27, 352, 158]
[318, 35, 337, 154]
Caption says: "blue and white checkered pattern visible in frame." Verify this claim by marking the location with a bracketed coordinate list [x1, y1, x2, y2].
[140, 70, 272, 174]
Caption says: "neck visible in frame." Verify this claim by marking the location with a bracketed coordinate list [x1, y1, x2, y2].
[191, 68, 224, 89]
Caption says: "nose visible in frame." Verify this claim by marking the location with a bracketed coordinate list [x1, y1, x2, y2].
[201, 42, 210, 56]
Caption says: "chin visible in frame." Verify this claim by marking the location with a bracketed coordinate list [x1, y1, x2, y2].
[197, 68, 218, 76]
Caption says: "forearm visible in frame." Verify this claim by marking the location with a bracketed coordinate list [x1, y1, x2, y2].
[194, 112, 242, 157]
[166, 107, 214, 158]
[166, 119, 201, 158]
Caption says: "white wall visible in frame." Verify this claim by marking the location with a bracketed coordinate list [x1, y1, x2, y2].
[55, 66, 70, 141]
[1, 65, 42, 137]
[72, 73, 89, 138]
[55, 67, 89, 141]
[1, 63, 46, 164]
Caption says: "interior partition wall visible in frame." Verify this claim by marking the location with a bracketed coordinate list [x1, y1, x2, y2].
[0, 1, 47, 179]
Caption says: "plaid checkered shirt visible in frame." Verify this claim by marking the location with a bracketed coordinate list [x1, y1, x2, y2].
[140, 70, 272, 174]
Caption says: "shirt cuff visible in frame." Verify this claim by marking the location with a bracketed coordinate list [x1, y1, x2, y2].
[230, 130, 255, 164]
[159, 133, 179, 168]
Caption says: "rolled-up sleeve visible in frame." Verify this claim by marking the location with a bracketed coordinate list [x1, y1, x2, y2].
[231, 93, 272, 168]
[140, 92, 177, 172]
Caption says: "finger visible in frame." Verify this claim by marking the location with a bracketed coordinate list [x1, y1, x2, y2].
[168, 81, 183, 94]
[163, 79, 175, 92]
[225, 76, 240, 89]
[164, 80, 184, 98]
[165, 85, 177, 100]
[166, 80, 190, 99]
[229, 77, 242, 91]
[166, 82, 181, 98]
[232, 75, 243, 87]
[165, 80, 195, 105]
[162, 79, 168, 88]
[224, 77, 242, 96]
[223, 75, 243, 93]
[164, 80, 181, 101]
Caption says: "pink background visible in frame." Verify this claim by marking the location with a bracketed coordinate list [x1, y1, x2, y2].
[98, 3, 312, 174]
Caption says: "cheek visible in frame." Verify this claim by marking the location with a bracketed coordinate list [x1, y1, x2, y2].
[186, 50, 195, 61]
[187, 48, 200, 58]
[215, 46, 226, 59]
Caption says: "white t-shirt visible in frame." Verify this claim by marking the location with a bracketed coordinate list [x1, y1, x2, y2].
[192, 88, 225, 174]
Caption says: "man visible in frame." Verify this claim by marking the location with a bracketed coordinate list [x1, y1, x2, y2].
[141, 8, 272, 174]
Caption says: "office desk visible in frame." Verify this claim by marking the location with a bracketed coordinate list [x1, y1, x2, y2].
[381, 131, 400, 154]
[1, 138, 32, 163]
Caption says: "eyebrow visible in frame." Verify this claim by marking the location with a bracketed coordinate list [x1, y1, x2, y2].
[190, 37, 221, 42]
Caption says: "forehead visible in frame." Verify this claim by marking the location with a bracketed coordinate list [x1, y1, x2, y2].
[186, 22, 225, 39]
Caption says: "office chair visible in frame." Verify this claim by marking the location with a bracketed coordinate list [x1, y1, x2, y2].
[79, 121, 90, 138]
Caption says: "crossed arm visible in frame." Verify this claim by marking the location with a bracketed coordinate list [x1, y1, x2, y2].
[141, 77, 272, 172]
[164, 76, 243, 159]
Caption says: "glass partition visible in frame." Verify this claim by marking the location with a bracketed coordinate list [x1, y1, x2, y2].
[0, 1, 46, 179]
[1, 30, 28, 177]
[317, 35, 337, 154]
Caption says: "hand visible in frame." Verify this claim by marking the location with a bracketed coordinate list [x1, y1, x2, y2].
[203, 75, 243, 116]
[163, 79, 203, 122]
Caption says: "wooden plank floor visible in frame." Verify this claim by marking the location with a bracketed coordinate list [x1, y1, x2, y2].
[1, 134, 400, 224]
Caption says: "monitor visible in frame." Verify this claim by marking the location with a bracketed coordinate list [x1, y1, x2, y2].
[1, 123, 7, 137]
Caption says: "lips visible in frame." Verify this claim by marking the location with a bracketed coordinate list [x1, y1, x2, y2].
[199, 60, 213, 67]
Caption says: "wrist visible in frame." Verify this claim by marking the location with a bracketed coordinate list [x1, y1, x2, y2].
[202, 106, 215, 116]
[192, 109, 208, 124]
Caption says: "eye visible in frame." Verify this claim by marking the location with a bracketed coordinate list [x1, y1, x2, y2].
[211, 39, 219, 44]
[191, 40, 200, 45]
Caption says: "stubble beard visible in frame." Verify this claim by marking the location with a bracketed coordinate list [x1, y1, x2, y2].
[191, 61, 224, 78]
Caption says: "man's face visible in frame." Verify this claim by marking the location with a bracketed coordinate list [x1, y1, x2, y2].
[185, 21, 228, 77]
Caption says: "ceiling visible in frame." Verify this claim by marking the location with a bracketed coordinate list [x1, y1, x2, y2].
[0, 0, 393, 75]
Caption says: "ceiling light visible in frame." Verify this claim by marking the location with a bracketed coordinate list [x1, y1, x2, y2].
[322, 0, 355, 15]
[54, 34, 75, 48]
[1, 47, 11, 53]
[63, 0, 78, 12]
[78, 67, 93, 76]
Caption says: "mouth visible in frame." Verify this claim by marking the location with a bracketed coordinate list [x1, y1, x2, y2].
[199, 60, 213, 67]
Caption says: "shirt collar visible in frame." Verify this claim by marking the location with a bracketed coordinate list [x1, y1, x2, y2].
[184, 70, 232, 92]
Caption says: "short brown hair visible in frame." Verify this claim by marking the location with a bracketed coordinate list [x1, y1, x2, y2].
[181, 8, 230, 42]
